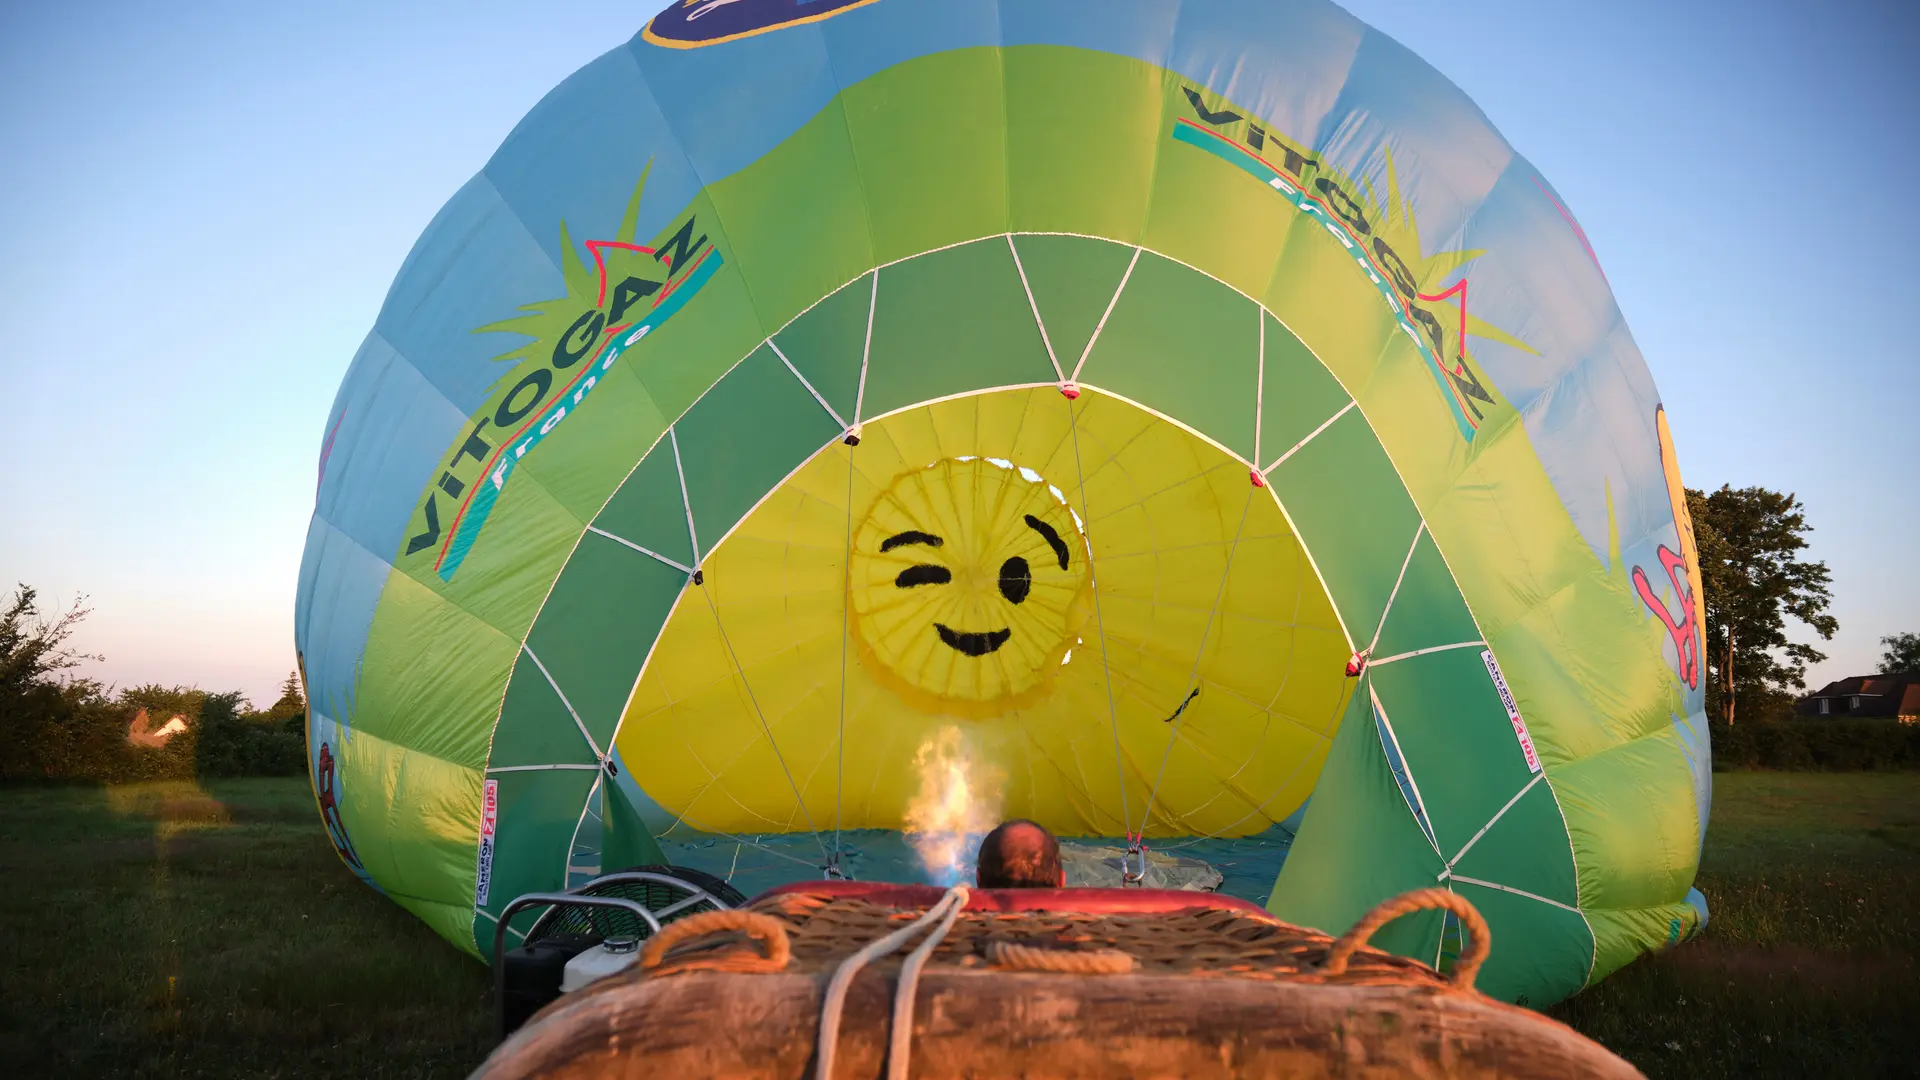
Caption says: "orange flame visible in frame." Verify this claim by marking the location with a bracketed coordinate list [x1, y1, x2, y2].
[904, 726, 1002, 885]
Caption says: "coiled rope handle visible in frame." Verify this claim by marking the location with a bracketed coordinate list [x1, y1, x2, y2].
[639, 909, 792, 975]
[1322, 888, 1490, 992]
[986, 940, 1136, 974]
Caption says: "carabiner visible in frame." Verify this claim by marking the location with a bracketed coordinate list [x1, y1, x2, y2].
[1121, 833, 1149, 887]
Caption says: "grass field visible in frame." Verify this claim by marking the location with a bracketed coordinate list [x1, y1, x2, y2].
[0, 772, 1914, 1078]
[1548, 772, 1920, 1076]
[0, 779, 494, 1077]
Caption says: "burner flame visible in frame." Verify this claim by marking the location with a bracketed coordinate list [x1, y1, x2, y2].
[904, 726, 1002, 886]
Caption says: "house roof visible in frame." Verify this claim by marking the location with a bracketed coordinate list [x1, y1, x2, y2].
[1806, 677, 1862, 697]
[1800, 671, 1920, 718]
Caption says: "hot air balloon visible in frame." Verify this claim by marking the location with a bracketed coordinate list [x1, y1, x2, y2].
[298, 0, 1711, 1008]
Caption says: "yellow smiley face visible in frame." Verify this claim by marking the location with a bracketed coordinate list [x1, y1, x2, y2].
[849, 457, 1093, 718]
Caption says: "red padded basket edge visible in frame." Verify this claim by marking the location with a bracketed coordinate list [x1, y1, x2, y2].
[749, 880, 1280, 922]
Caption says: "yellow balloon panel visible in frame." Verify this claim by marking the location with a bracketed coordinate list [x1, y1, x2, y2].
[614, 388, 1352, 839]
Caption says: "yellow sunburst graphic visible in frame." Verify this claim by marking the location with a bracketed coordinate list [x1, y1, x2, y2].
[476, 164, 686, 379]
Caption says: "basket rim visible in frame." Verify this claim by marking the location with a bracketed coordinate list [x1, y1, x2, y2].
[748, 881, 1284, 923]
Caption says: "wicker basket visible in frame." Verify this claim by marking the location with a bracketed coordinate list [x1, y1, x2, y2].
[473, 883, 1641, 1079]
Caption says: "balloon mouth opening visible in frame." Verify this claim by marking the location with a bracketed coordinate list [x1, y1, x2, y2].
[580, 235, 1508, 904]
[615, 382, 1351, 894]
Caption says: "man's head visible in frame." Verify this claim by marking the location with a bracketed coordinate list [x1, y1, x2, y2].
[974, 819, 1064, 889]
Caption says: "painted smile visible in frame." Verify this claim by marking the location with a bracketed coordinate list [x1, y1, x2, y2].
[886, 513, 1070, 657]
[934, 624, 1012, 656]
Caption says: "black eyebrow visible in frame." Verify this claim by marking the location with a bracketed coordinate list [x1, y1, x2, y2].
[881, 530, 944, 553]
[1023, 514, 1070, 570]
[894, 564, 952, 588]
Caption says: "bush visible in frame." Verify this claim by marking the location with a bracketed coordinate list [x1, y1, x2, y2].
[0, 585, 305, 784]
[192, 692, 305, 779]
[0, 683, 304, 785]
[1711, 717, 1920, 771]
[0, 681, 199, 784]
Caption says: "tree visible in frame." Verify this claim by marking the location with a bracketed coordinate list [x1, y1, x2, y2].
[1882, 632, 1920, 674]
[266, 664, 307, 737]
[0, 584, 101, 710]
[193, 691, 250, 777]
[267, 669, 307, 731]
[1687, 486, 1837, 725]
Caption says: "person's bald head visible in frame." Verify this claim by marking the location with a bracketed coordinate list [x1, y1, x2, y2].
[975, 819, 1064, 889]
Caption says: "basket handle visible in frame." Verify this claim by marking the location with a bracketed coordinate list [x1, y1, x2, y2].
[1322, 888, 1490, 991]
[640, 909, 792, 974]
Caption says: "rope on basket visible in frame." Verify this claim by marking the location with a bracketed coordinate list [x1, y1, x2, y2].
[986, 940, 1137, 974]
[1322, 887, 1491, 991]
[639, 909, 792, 975]
[815, 884, 970, 1080]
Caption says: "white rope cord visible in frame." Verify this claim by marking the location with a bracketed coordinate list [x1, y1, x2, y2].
[1006, 234, 1064, 383]
[520, 644, 604, 761]
[1252, 310, 1266, 466]
[1447, 874, 1582, 914]
[1440, 772, 1544, 875]
[768, 338, 850, 430]
[1135, 481, 1256, 841]
[1260, 400, 1355, 477]
[885, 888, 970, 1080]
[831, 441, 857, 877]
[852, 271, 876, 427]
[1367, 639, 1486, 668]
[814, 885, 970, 1080]
[661, 809, 824, 874]
[1070, 247, 1141, 383]
[669, 427, 701, 564]
[563, 772, 606, 882]
[1061, 393, 1133, 839]
[1370, 682, 1446, 860]
[1366, 521, 1427, 657]
[586, 524, 695, 574]
[1155, 680, 1354, 852]
[698, 581, 831, 862]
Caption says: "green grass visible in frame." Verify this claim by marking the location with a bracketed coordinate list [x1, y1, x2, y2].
[0, 772, 1914, 1077]
[0, 779, 492, 1077]
[1549, 772, 1920, 1078]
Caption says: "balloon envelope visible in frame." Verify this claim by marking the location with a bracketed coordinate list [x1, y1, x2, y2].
[297, 0, 1711, 1005]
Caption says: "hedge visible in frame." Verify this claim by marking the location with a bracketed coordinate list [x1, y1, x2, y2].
[1711, 717, 1920, 771]
[0, 683, 305, 785]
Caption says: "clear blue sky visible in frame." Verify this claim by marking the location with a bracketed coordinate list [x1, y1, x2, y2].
[2, 0, 1913, 706]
